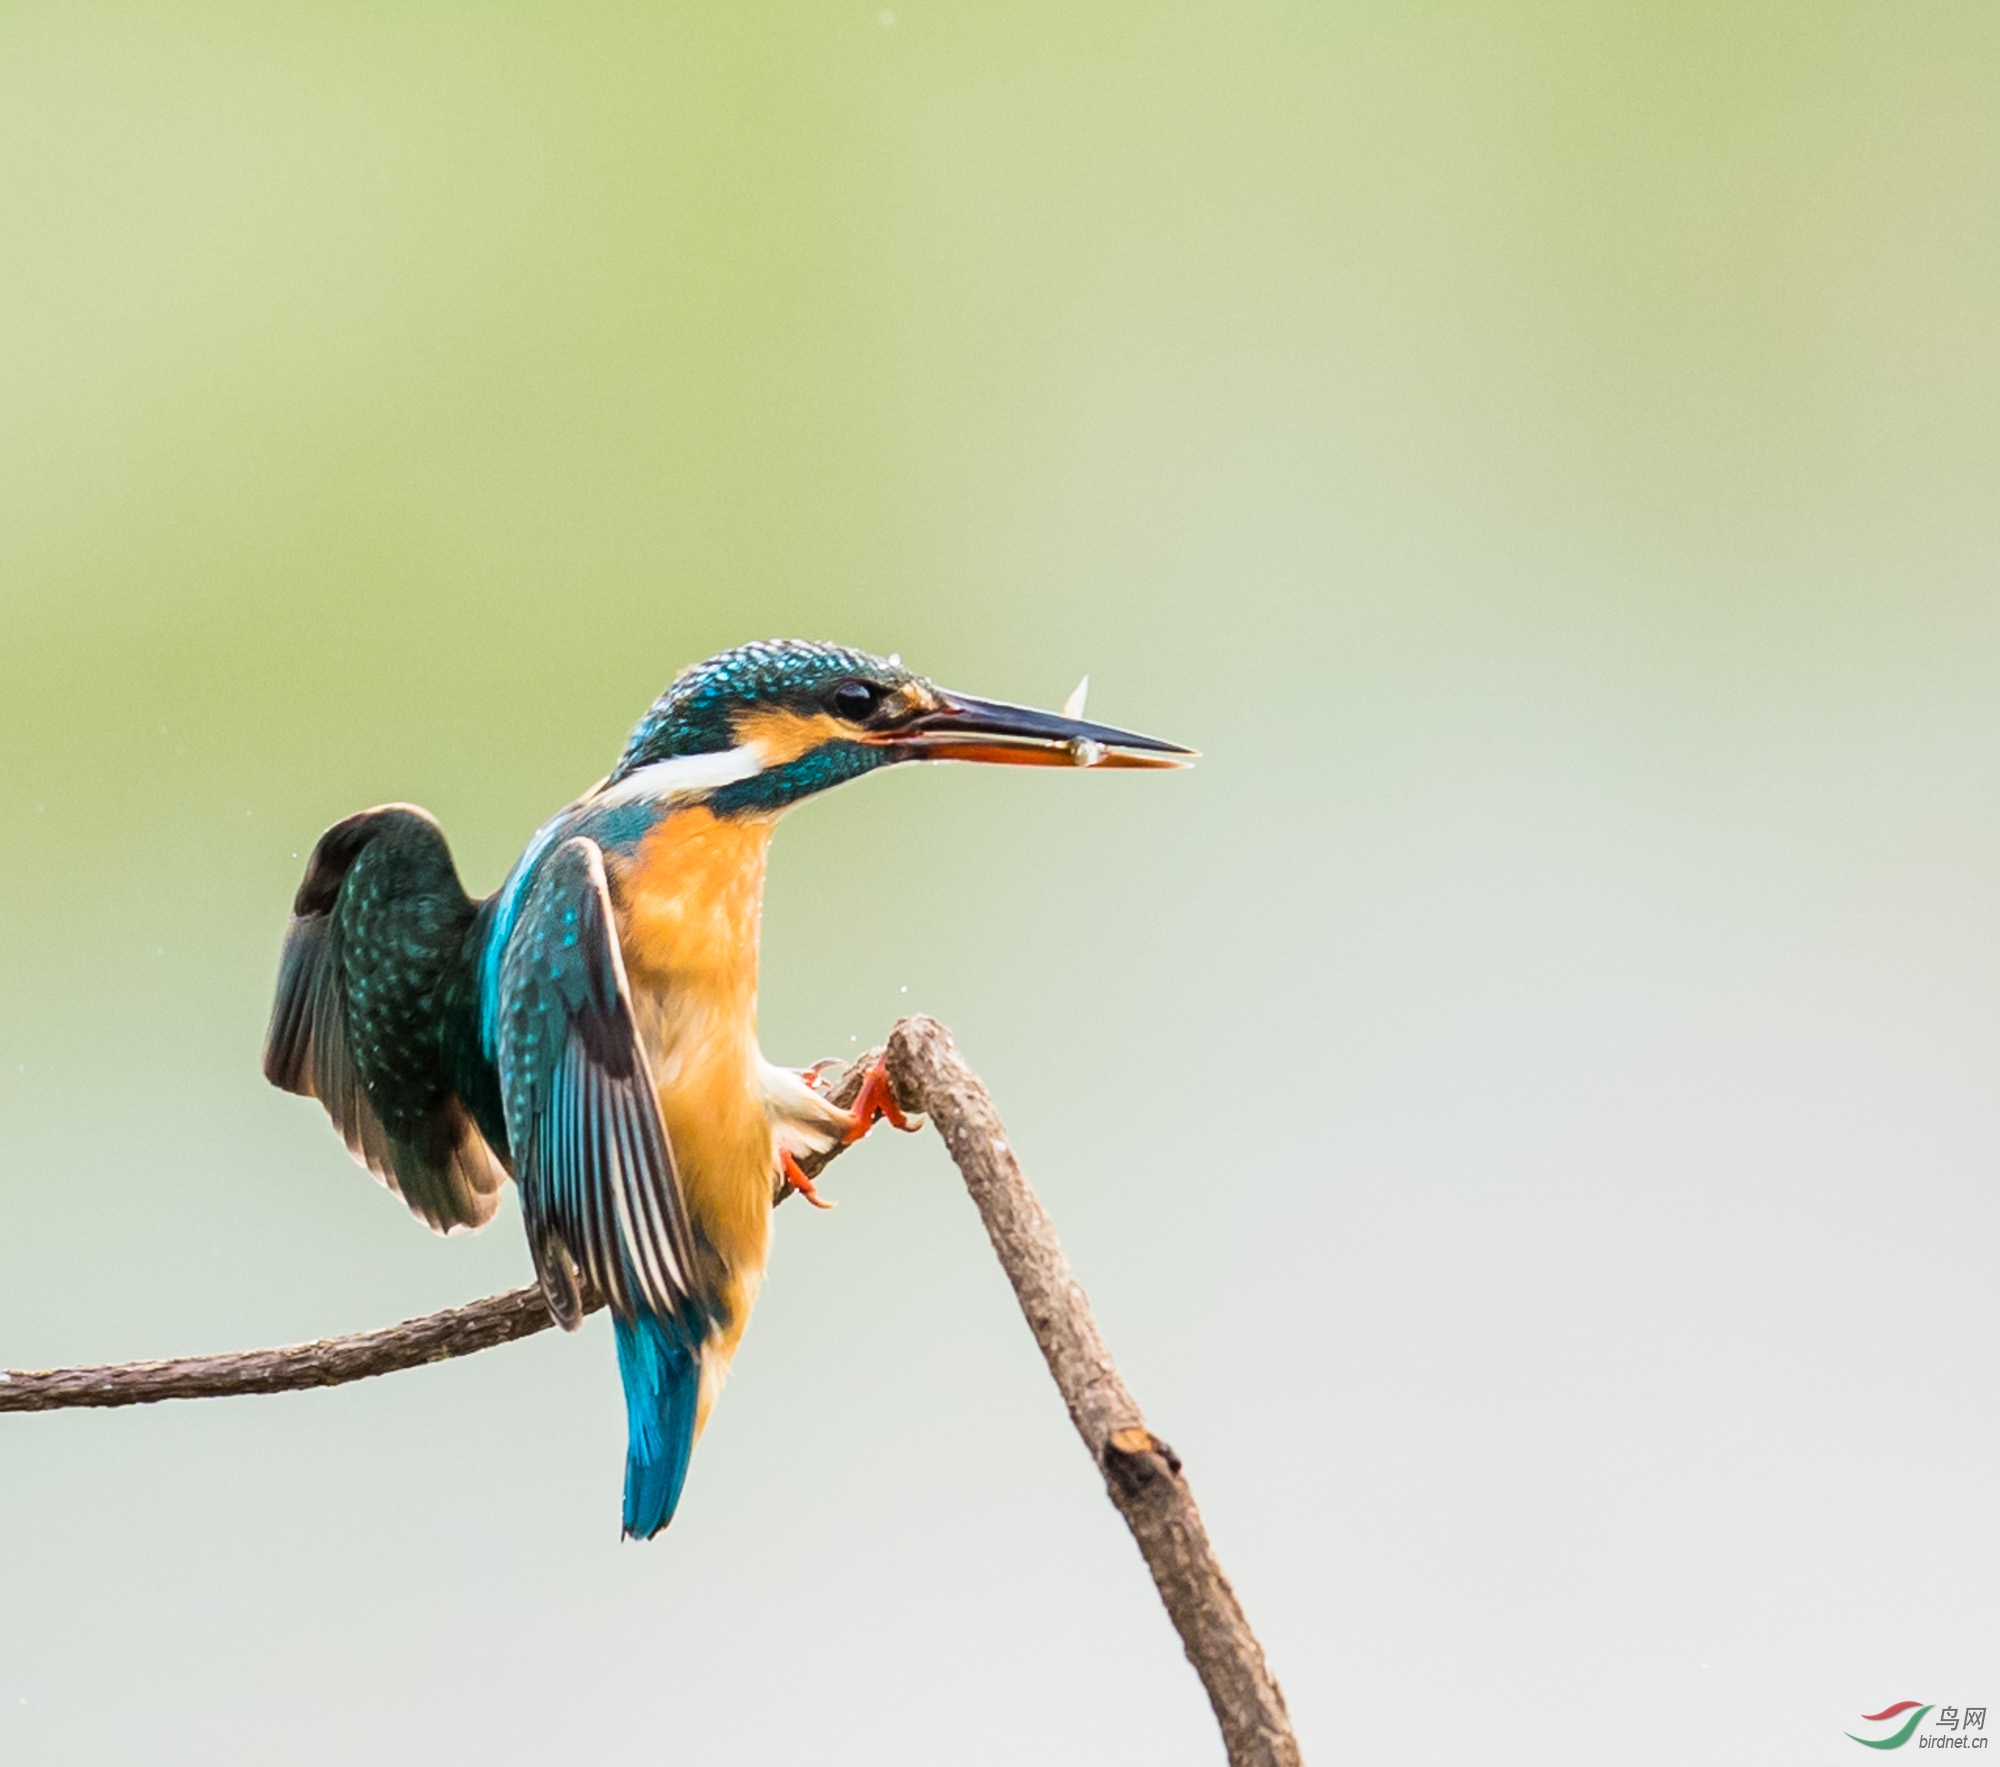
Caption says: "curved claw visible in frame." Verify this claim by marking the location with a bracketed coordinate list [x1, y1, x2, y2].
[780, 1147, 835, 1210]
[798, 1059, 844, 1094]
[842, 1053, 919, 1145]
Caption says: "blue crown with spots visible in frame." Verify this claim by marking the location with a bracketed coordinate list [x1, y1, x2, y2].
[610, 640, 914, 777]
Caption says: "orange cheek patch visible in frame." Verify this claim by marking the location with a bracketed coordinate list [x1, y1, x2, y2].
[730, 706, 854, 767]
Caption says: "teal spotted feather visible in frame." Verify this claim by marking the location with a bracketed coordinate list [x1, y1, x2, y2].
[264, 805, 505, 1231]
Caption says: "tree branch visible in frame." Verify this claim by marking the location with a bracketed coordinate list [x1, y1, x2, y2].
[1, 1019, 1302, 1767]
[881, 1017, 1303, 1767]
[0, 1061, 877, 1414]
[0, 1281, 565, 1410]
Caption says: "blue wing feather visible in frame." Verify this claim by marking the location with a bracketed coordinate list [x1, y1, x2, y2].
[494, 835, 700, 1321]
[479, 809, 571, 1061]
[492, 834, 710, 1535]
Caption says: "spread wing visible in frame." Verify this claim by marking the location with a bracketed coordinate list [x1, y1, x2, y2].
[495, 835, 700, 1331]
[263, 805, 508, 1233]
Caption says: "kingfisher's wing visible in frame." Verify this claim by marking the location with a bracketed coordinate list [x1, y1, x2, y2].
[494, 835, 700, 1331]
[263, 805, 508, 1233]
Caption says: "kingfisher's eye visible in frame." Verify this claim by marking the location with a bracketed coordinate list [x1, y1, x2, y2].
[828, 679, 882, 722]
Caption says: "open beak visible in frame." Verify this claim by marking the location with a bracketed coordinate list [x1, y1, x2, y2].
[883, 690, 1197, 770]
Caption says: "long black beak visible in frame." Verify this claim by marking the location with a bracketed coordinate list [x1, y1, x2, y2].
[882, 690, 1196, 770]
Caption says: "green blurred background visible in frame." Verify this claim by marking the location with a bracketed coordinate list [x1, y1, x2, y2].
[3, 4, 1997, 1761]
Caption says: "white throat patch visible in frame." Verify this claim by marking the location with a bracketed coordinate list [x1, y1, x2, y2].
[591, 744, 766, 810]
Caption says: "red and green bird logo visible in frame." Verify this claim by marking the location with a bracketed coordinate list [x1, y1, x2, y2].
[1848, 1702, 1933, 1750]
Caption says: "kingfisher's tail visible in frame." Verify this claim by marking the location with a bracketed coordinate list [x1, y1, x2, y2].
[613, 1310, 704, 1539]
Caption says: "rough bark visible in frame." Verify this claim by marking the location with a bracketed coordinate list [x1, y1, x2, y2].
[2, 1021, 1302, 1767]
[0, 1282, 567, 1410]
[0, 1062, 876, 1414]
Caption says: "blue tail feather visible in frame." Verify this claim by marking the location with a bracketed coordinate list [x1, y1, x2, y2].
[613, 1310, 703, 1539]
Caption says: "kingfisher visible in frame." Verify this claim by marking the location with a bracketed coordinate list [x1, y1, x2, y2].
[262, 639, 1191, 1538]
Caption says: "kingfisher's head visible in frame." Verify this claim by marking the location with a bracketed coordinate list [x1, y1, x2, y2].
[598, 639, 1193, 818]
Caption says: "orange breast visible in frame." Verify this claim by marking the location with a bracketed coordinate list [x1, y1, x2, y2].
[616, 806, 773, 995]
[611, 807, 780, 1340]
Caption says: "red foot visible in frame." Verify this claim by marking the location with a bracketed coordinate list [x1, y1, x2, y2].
[843, 1054, 916, 1145]
[781, 1148, 835, 1210]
